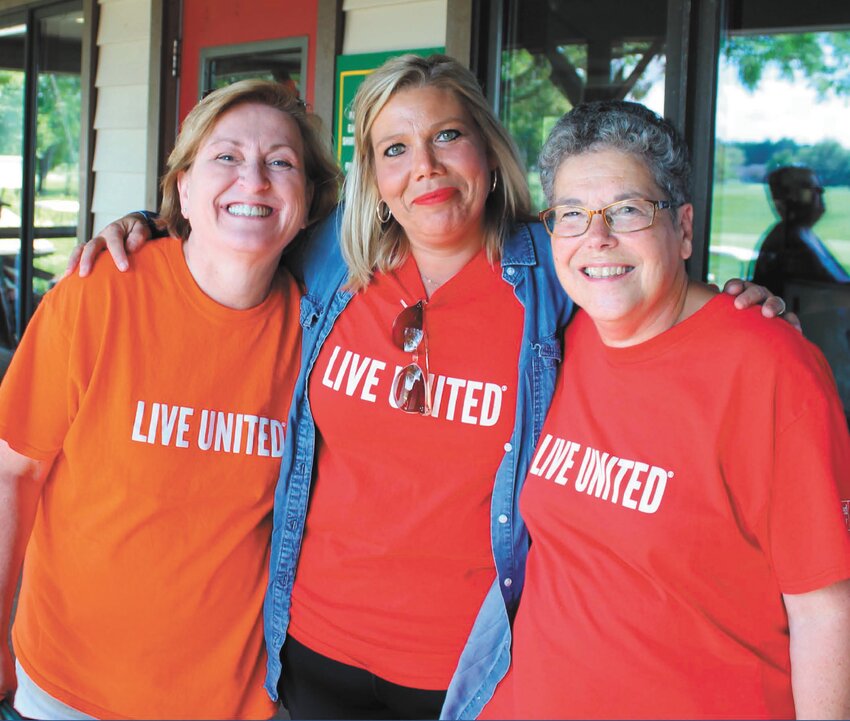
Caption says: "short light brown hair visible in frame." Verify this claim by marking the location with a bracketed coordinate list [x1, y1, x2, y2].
[160, 79, 340, 240]
[341, 54, 532, 291]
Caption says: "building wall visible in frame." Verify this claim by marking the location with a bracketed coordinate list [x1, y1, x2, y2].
[179, 0, 319, 119]
[342, 0, 447, 54]
[91, 0, 155, 233]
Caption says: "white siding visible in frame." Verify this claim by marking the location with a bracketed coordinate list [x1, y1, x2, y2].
[93, 86, 150, 129]
[92, 128, 148, 170]
[96, 0, 150, 39]
[92, 172, 147, 233]
[90, 0, 157, 226]
[342, 0, 446, 54]
[95, 42, 151, 86]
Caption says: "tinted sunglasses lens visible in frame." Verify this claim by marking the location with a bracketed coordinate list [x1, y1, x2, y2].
[393, 363, 428, 413]
[392, 302, 424, 351]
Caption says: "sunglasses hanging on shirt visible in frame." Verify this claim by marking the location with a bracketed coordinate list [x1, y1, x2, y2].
[391, 300, 432, 416]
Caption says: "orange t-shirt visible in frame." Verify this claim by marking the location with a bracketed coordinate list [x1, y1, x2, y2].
[0, 237, 301, 720]
[481, 299, 850, 720]
[288, 250, 524, 689]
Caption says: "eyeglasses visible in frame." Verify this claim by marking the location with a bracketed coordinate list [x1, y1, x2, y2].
[391, 300, 432, 415]
[539, 198, 673, 238]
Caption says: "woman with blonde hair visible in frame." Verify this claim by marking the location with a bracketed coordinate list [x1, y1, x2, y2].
[72, 55, 785, 720]
[0, 79, 338, 720]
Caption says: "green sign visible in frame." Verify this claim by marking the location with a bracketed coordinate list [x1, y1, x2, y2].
[334, 48, 444, 173]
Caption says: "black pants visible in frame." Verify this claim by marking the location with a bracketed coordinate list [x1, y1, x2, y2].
[279, 635, 447, 720]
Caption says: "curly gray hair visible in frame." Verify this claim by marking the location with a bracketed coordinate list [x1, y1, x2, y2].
[539, 100, 692, 209]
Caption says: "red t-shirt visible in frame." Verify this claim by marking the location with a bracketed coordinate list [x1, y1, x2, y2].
[482, 296, 850, 720]
[0, 237, 301, 719]
[288, 250, 524, 689]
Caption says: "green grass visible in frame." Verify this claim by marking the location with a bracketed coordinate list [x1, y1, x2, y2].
[708, 180, 850, 285]
[33, 236, 75, 297]
[0, 164, 79, 295]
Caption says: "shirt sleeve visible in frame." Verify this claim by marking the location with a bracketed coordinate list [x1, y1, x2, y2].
[766, 343, 850, 595]
[0, 282, 81, 460]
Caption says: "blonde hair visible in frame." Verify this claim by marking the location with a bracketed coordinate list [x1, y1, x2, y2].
[341, 53, 532, 291]
[160, 79, 340, 240]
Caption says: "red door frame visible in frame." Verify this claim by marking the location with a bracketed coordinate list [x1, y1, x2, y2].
[179, 0, 319, 122]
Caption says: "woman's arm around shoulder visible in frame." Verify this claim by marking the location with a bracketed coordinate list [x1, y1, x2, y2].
[65, 211, 163, 278]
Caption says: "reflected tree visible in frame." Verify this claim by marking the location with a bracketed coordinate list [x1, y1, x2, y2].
[36, 73, 81, 193]
[0, 72, 24, 156]
[724, 33, 850, 98]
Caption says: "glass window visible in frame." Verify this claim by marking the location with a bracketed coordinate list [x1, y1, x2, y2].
[711, 2, 850, 423]
[0, 4, 82, 370]
[33, 8, 82, 300]
[200, 38, 307, 99]
[0, 17, 26, 358]
[496, 0, 667, 209]
[0, 18, 27, 354]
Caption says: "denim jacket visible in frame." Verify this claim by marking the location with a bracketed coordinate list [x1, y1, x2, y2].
[263, 206, 574, 718]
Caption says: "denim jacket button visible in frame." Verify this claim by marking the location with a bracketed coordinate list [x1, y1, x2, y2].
[505, 267, 516, 276]
[503, 442, 512, 452]
[503, 577, 512, 587]
[498, 514, 508, 524]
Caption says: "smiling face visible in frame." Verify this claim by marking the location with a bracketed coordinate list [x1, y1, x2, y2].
[370, 84, 494, 255]
[177, 102, 311, 260]
[551, 149, 694, 346]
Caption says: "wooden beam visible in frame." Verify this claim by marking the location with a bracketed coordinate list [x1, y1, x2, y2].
[314, 0, 343, 133]
[446, 0, 473, 66]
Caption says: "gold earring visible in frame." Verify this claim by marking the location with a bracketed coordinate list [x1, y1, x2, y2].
[376, 200, 392, 224]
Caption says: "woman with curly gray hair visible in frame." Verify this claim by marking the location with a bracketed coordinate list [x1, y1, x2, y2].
[477, 100, 850, 720]
[538, 99, 692, 210]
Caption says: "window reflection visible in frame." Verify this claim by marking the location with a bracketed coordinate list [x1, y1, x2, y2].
[201, 39, 306, 100]
[750, 166, 849, 295]
[711, 10, 850, 424]
[33, 9, 82, 303]
[711, 33, 850, 286]
[0, 18, 26, 363]
[0, 6, 82, 374]
[497, 0, 666, 209]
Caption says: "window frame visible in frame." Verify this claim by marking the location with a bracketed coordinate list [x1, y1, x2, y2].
[198, 36, 309, 101]
[0, 0, 95, 342]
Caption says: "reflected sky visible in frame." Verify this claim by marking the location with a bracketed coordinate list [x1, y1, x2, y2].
[715, 62, 850, 145]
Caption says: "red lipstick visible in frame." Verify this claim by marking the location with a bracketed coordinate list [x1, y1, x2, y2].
[413, 187, 456, 205]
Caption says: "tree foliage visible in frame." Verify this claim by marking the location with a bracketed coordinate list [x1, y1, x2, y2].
[502, 49, 572, 172]
[0, 69, 80, 191]
[717, 138, 850, 187]
[724, 32, 850, 98]
[0, 71, 24, 156]
[714, 144, 745, 184]
[36, 73, 81, 170]
[504, 30, 850, 207]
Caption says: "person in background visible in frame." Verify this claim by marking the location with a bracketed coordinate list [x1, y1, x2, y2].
[751, 164, 850, 296]
[0, 79, 339, 720]
[475, 100, 850, 720]
[69, 55, 789, 721]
